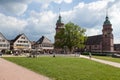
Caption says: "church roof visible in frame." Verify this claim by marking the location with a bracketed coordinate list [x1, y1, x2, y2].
[56, 15, 64, 29]
[86, 35, 102, 45]
[56, 14, 64, 25]
[104, 16, 111, 25]
[57, 15, 62, 23]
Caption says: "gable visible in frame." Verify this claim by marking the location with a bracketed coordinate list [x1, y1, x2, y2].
[42, 37, 51, 43]
[0, 32, 9, 44]
[14, 34, 31, 44]
[37, 36, 52, 44]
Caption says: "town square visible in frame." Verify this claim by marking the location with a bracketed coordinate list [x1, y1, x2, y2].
[0, 0, 120, 80]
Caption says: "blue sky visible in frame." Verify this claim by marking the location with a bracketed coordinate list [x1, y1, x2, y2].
[0, 0, 120, 43]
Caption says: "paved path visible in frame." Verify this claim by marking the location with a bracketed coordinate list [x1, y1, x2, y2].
[0, 58, 50, 80]
[80, 55, 120, 68]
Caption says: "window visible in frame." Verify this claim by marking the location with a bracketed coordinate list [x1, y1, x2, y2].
[18, 40, 28, 43]
[0, 44, 2, 47]
[105, 35, 107, 37]
[21, 37, 25, 39]
[0, 44, 8, 47]
[18, 40, 20, 43]
[2, 39, 5, 42]
[0, 39, 5, 42]
[7, 44, 9, 47]
[3, 44, 6, 47]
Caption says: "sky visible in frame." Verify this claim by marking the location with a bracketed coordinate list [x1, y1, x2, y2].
[0, 0, 120, 43]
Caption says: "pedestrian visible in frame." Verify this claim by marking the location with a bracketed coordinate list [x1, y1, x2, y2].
[0, 52, 2, 57]
[79, 52, 81, 57]
[11, 51, 13, 55]
[53, 52, 55, 57]
[89, 52, 92, 59]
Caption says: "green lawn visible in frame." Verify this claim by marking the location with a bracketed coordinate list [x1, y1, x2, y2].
[3, 56, 120, 80]
[93, 56, 120, 63]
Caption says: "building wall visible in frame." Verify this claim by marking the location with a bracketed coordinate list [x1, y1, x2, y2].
[102, 28, 114, 52]
[86, 44, 102, 52]
[40, 44, 53, 50]
[36, 44, 54, 50]
[13, 35, 31, 50]
[0, 33, 10, 51]
[102, 15, 114, 52]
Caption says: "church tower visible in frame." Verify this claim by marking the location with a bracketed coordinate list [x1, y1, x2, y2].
[55, 15, 64, 33]
[102, 15, 114, 52]
[55, 14, 64, 43]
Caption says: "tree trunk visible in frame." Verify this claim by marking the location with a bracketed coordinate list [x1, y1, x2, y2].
[69, 48, 74, 54]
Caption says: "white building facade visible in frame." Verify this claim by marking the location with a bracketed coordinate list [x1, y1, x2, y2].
[34, 36, 54, 53]
[0, 32, 10, 51]
[11, 33, 31, 51]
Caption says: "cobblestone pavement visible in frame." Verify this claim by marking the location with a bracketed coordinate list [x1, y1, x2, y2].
[80, 55, 120, 68]
[0, 58, 50, 80]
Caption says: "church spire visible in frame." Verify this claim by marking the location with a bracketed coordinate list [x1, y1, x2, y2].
[103, 8, 111, 25]
[57, 15, 62, 23]
[57, 8, 62, 23]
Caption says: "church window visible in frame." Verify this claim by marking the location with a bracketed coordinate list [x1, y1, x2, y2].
[105, 35, 107, 37]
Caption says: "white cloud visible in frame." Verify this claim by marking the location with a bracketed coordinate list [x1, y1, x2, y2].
[64, 0, 72, 3]
[0, 0, 32, 16]
[62, 1, 106, 28]
[0, 13, 27, 38]
[54, 0, 72, 4]
[0, 13, 27, 30]
[88, 1, 107, 10]
[34, 0, 72, 9]
[109, 2, 120, 43]
[35, 0, 72, 4]
[0, 0, 120, 43]
[61, 0, 120, 43]
[114, 37, 120, 44]
[2, 3, 27, 16]
[86, 28, 101, 36]
[24, 10, 57, 41]
[0, 0, 72, 15]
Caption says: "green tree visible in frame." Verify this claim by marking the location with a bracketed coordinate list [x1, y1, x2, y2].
[54, 22, 86, 54]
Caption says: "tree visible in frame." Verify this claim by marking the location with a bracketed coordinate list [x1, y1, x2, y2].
[54, 22, 86, 54]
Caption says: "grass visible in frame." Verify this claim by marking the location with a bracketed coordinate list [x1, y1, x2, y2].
[93, 56, 120, 63]
[3, 56, 120, 80]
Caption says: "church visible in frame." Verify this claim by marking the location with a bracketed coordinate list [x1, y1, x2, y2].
[85, 15, 114, 52]
[55, 13, 114, 53]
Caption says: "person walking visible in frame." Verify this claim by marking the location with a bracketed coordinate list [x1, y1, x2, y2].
[89, 52, 92, 59]
[0, 52, 2, 57]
